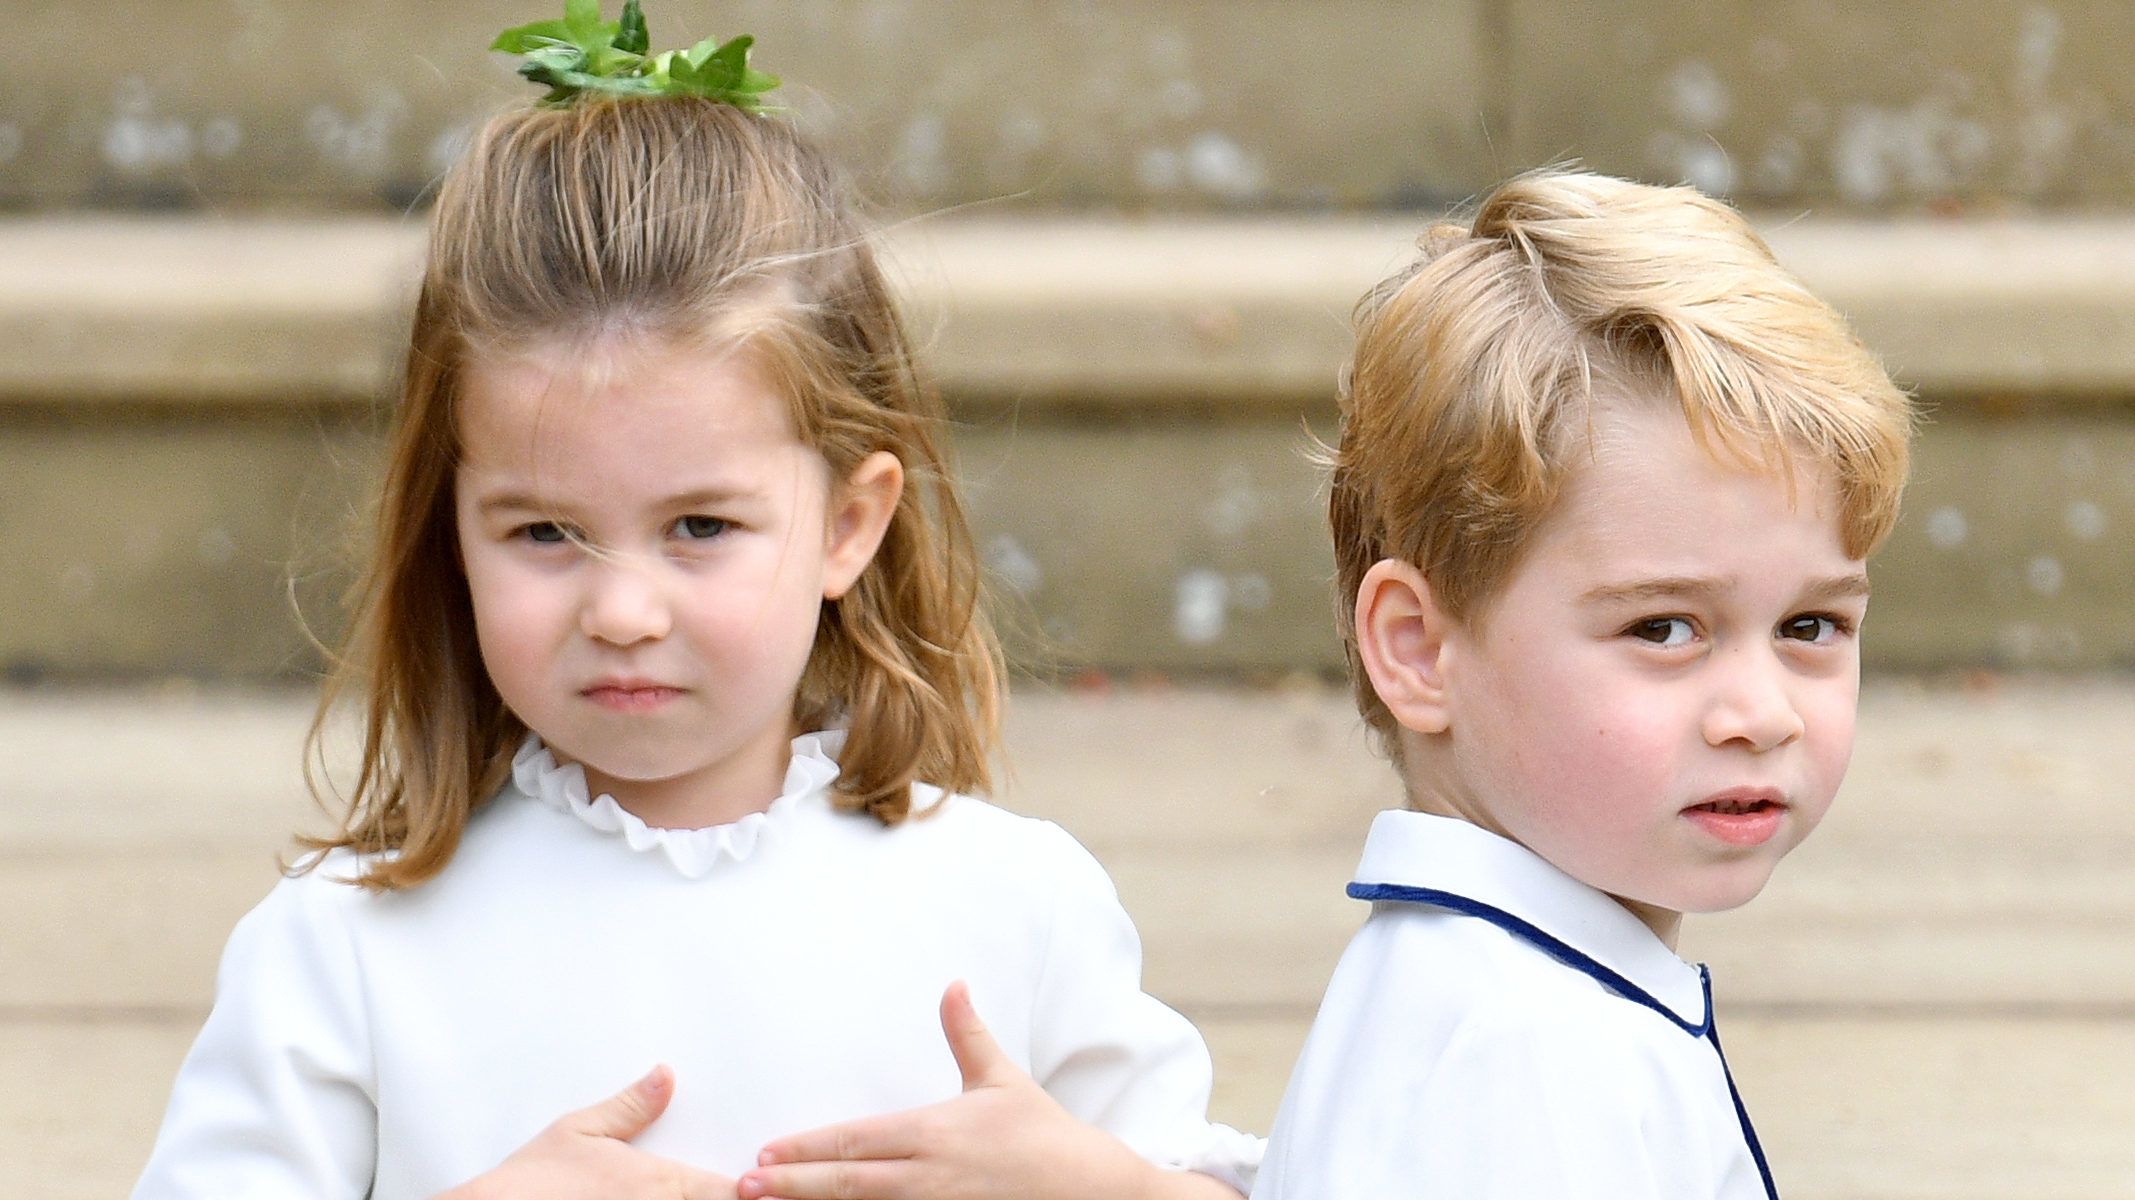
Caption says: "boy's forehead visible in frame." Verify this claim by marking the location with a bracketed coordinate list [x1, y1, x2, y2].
[1533, 402, 1854, 580]
[1572, 400, 1828, 503]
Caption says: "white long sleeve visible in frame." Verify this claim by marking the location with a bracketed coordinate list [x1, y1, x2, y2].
[133, 870, 377, 1198]
[134, 733, 1261, 1197]
[1025, 820, 1262, 1192]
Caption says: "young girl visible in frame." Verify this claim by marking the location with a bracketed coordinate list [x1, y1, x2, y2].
[132, 22, 1257, 1200]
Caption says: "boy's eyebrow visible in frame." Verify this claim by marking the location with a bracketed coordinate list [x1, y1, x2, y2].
[1800, 571, 1873, 603]
[1580, 572, 1873, 606]
[1579, 576, 1728, 605]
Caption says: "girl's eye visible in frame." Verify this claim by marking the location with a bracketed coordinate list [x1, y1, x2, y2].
[521, 521, 569, 544]
[672, 515, 730, 540]
[1627, 617, 1696, 647]
[1780, 613, 1848, 643]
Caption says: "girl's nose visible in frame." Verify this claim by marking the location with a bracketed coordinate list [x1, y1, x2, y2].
[579, 557, 673, 646]
[1701, 647, 1806, 753]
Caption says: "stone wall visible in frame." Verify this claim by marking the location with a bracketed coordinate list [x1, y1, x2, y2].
[5, 4, 2131, 679]
[9, 1, 2133, 214]
[5, 214, 2133, 678]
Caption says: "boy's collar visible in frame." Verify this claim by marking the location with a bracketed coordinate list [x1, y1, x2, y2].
[1349, 810, 1711, 1032]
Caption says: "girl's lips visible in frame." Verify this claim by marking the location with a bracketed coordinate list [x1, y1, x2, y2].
[581, 684, 685, 712]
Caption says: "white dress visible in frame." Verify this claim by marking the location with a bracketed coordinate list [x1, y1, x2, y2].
[133, 732, 1262, 1199]
[1254, 811, 1776, 1200]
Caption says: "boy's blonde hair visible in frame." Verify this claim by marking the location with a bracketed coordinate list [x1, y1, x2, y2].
[303, 97, 1001, 891]
[1330, 169, 1913, 742]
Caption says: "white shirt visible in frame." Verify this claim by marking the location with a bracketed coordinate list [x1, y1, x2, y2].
[134, 733, 1261, 1199]
[1253, 811, 1777, 1200]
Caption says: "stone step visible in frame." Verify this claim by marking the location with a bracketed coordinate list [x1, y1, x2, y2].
[8, 680, 2131, 1012]
[9, 214, 2135, 404]
[8, 681, 2134, 1198]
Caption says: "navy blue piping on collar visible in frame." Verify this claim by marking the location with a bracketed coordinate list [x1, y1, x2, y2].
[1347, 882, 1780, 1200]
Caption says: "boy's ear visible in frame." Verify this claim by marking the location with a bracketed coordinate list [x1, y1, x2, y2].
[822, 450, 904, 600]
[1354, 558, 1454, 735]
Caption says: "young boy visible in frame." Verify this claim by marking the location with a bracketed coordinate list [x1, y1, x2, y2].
[1252, 170, 1912, 1199]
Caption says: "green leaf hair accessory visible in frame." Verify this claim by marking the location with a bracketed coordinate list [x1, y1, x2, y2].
[490, 0, 781, 111]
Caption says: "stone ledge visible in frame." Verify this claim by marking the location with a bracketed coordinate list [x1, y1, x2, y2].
[6, 214, 2135, 406]
[3, 401, 2130, 677]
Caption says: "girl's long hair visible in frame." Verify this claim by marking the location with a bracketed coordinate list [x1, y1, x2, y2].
[301, 97, 1001, 891]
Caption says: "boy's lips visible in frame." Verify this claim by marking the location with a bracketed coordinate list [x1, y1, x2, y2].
[1682, 787, 1788, 846]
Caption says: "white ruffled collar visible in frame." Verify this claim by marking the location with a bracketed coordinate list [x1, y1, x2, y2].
[510, 730, 845, 878]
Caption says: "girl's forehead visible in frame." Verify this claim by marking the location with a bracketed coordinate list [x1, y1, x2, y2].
[451, 339, 830, 512]
[459, 337, 801, 456]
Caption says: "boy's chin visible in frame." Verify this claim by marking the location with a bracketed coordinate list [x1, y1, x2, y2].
[1656, 865, 1785, 916]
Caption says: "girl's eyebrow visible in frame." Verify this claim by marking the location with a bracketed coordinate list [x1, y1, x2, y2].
[474, 485, 755, 517]
[658, 486, 755, 509]
[473, 490, 549, 517]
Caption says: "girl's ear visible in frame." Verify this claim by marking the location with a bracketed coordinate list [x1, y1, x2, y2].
[822, 450, 904, 600]
[1355, 558, 1455, 735]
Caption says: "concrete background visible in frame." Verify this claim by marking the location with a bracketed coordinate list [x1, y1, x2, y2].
[4, 3, 2134, 1197]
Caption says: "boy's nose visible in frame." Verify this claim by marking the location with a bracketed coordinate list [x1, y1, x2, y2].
[579, 556, 673, 646]
[1701, 647, 1805, 752]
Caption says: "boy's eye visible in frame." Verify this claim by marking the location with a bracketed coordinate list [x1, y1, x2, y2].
[1779, 614, 1846, 642]
[672, 515, 730, 540]
[1627, 617, 1695, 647]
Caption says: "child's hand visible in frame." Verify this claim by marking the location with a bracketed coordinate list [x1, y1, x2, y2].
[440, 1065, 738, 1200]
[737, 983, 1236, 1200]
